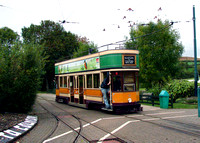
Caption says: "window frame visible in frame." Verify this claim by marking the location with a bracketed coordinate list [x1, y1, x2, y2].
[60, 76, 63, 87]
[64, 76, 67, 88]
[123, 71, 136, 92]
[86, 74, 92, 88]
[93, 73, 100, 88]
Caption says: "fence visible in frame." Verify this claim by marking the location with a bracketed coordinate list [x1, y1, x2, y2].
[140, 92, 173, 108]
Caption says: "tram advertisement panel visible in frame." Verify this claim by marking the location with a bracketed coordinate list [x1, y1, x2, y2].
[56, 57, 100, 74]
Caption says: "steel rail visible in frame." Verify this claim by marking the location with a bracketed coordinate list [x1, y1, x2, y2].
[47, 100, 128, 143]
[37, 97, 90, 143]
[125, 112, 200, 138]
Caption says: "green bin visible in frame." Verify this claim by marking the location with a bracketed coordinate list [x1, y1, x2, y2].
[159, 90, 169, 109]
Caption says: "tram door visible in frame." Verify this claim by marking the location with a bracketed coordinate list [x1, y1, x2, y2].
[78, 75, 84, 104]
[70, 76, 74, 102]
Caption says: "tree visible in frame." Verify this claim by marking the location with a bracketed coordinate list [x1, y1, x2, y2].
[22, 20, 79, 90]
[0, 42, 46, 113]
[126, 20, 184, 88]
[73, 41, 98, 58]
[0, 27, 19, 46]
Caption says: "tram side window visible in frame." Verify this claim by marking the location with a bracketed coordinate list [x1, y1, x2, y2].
[60, 77, 63, 87]
[64, 76, 67, 87]
[123, 72, 135, 91]
[103, 72, 107, 79]
[93, 74, 100, 88]
[55, 76, 59, 89]
[87, 74, 92, 88]
[76, 77, 78, 88]
[135, 72, 139, 91]
[79, 75, 83, 88]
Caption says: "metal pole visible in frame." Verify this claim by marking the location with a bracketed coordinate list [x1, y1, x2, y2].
[193, 5, 199, 117]
[193, 5, 198, 97]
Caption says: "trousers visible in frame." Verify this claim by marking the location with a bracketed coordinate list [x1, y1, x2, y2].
[101, 88, 110, 109]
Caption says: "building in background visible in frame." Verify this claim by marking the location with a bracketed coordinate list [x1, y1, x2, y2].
[180, 57, 200, 78]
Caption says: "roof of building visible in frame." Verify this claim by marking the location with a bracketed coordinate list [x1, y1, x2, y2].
[180, 57, 200, 61]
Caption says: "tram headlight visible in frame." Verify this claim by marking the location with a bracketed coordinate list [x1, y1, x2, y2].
[128, 98, 132, 103]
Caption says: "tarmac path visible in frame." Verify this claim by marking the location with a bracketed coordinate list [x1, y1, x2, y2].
[17, 94, 200, 143]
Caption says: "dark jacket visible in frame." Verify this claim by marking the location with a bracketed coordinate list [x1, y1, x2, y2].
[101, 72, 109, 89]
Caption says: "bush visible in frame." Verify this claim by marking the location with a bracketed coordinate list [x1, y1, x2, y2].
[146, 84, 162, 96]
[0, 42, 45, 113]
[176, 97, 197, 104]
[164, 79, 194, 102]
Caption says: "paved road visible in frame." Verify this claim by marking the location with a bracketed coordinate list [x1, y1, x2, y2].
[18, 94, 200, 143]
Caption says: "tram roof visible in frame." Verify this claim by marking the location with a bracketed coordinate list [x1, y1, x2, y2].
[55, 49, 139, 66]
[55, 49, 139, 75]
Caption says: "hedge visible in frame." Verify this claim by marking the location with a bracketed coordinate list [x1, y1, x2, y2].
[0, 42, 46, 113]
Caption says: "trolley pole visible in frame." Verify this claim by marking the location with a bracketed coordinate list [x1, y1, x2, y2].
[193, 5, 199, 117]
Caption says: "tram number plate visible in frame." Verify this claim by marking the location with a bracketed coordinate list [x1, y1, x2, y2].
[124, 56, 135, 65]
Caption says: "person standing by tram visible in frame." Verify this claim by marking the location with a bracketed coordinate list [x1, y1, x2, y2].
[101, 72, 111, 109]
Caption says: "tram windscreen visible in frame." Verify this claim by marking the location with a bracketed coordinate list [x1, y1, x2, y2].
[123, 72, 135, 91]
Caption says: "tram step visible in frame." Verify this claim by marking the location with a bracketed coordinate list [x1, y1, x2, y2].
[101, 107, 113, 111]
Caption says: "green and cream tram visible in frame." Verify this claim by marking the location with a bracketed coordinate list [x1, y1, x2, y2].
[55, 49, 142, 112]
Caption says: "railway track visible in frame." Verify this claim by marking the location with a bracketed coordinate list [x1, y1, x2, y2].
[36, 95, 200, 142]
[38, 97, 128, 143]
[37, 98, 89, 143]
[125, 113, 200, 138]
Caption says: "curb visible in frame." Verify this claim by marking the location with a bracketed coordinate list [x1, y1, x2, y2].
[0, 115, 38, 143]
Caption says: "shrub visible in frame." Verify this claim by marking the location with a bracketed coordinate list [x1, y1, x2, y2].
[164, 79, 194, 102]
[0, 42, 45, 113]
[146, 84, 162, 96]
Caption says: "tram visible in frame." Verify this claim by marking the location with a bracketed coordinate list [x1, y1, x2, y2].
[55, 49, 142, 112]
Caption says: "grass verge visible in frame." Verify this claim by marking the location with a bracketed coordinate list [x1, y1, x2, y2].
[141, 102, 198, 109]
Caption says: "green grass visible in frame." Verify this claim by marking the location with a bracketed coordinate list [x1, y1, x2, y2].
[141, 102, 198, 109]
[173, 102, 197, 109]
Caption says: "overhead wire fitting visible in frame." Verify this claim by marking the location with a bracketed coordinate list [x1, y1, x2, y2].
[98, 21, 175, 50]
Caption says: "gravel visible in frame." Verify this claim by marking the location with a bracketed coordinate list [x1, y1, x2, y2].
[0, 113, 27, 132]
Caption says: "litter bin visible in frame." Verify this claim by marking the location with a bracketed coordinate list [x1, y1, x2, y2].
[159, 90, 169, 109]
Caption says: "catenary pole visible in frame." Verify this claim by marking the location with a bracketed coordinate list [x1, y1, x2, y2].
[193, 5, 198, 97]
[193, 5, 199, 117]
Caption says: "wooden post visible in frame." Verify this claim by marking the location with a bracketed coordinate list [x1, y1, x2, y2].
[152, 93, 154, 106]
[171, 94, 173, 108]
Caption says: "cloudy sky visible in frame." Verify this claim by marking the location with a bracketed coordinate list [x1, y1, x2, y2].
[0, 0, 200, 57]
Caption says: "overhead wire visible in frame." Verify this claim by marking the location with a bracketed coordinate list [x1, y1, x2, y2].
[1, 3, 191, 60]
[56, 19, 193, 61]
[58, 21, 176, 61]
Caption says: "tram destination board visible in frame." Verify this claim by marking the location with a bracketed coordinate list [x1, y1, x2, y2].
[123, 55, 136, 66]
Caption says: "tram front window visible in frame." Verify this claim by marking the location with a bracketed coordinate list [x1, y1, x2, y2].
[123, 72, 136, 91]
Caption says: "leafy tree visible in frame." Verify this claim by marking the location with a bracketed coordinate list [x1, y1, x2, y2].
[0, 27, 19, 46]
[73, 41, 98, 58]
[126, 20, 183, 88]
[22, 20, 79, 90]
[0, 42, 46, 113]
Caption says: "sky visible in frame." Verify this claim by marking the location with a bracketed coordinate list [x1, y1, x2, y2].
[0, 0, 200, 57]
